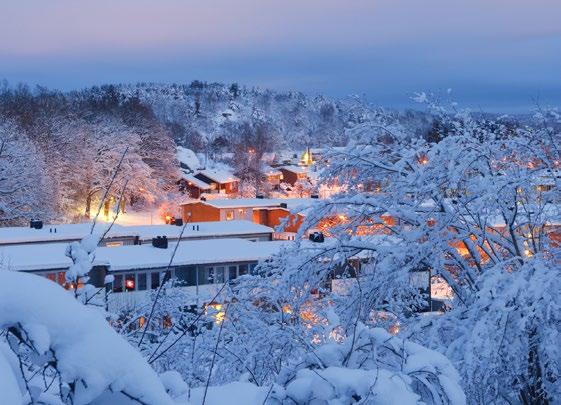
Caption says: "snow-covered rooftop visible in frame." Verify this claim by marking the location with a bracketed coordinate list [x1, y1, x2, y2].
[180, 171, 212, 189]
[0, 223, 131, 246]
[0, 220, 273, 245]
[0, 239, 288, 272]
[125, 221, 273, 240]
[97, 239, 288, 271]
[183, 198, 318, 211]
[279, 165, 308, 174]
[262, 165, 283, 176]
[176, 146, 201, 171]
[197, 169, 239, 184]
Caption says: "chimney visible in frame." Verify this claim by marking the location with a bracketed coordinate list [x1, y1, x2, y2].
[280, 203, 288, 209]
[30, 220, 43, 230]
[309, 232, 325, 243]
[152, 236, 168, 249]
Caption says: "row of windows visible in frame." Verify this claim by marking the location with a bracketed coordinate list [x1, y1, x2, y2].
[39, 262, 259, 293]
[111, 262, 259, 293]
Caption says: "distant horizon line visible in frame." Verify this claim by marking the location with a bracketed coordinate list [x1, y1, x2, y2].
[0, 77, 551, 115]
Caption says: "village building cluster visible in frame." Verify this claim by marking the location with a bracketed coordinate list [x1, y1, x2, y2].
[2, 145, 559, 319]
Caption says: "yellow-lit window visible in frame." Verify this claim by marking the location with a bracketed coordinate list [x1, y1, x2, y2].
[226, 210, 234, 221]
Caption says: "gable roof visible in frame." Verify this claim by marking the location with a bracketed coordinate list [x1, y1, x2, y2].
[181, 171, 212, 189]
[176, 146, 202, 171]
[197, 169, 240, 184]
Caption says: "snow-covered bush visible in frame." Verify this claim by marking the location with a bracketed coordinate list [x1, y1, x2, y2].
[0, 271, 175, 404]
[417, 255, 561, 403]
[269, 323, 465, 404]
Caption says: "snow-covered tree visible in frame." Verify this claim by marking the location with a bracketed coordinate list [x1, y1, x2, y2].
[0, 119, 51, 225]
[250, 100, 561, 403]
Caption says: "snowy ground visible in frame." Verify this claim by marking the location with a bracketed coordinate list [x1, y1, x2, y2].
[98, 209, 167, 226]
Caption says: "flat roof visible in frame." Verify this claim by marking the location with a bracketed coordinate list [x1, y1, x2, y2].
[182, 198, 318, 211]
[0, 239, 289, 272]
[0, 220, 273, 245]
[126, 221, 273, 240]
[98, 239, 288, 271]
[0, 223, 131, 246]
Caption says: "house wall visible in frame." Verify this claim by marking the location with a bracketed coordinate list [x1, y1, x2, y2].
[265, 174, 282, 186]
[219, 207, 252, 221]
[184, 183, 208, 199]
[223, 181, 239, 194]
[253, 208, 303, 233]
[182, 203, 221, 222]
[194, 173, 238, 194]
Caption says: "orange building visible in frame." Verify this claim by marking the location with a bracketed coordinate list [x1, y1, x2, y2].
[181, 198, 316, 235]
[279, 166, 309, 186]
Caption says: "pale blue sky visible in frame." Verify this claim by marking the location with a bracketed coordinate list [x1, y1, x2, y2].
[1, 0, 560, 111]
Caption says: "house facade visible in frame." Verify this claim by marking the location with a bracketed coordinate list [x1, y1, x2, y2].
[1, 238, 287, 311]
[181, 198, 316, 234]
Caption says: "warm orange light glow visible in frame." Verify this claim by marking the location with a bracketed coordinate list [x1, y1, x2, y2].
[206, 303, 226, 325]
[389, 323, 400, 335]
[418, 155, 429, 165]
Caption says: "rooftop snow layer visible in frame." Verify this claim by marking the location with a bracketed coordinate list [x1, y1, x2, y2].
[197, 169, 239, 184]
[176, 146, 201, 171]
[124, 221, 273, 240]
[0, 239, 288, 272]
[96, 239, 287, 271]
[180, 171, 212, 189]
[279, 165, 308, 174]
[182, 198, 318, 211]
[0, 220, 273, 245]
[0, 223, 130, 245]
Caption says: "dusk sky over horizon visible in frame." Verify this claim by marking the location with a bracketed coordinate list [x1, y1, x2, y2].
[1, 0, 560, 112]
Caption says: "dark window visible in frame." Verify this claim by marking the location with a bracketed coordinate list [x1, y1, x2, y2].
[138, 273, 147, 291]
[151, 272, 160, 289]
[113, 275, 123, 292]
[198, 268, 208, 285]
[214, 266, 225, 283]
[229, 266, 237, 280]
[239, 264, 248, 276]
[176, 266, 197, 286]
